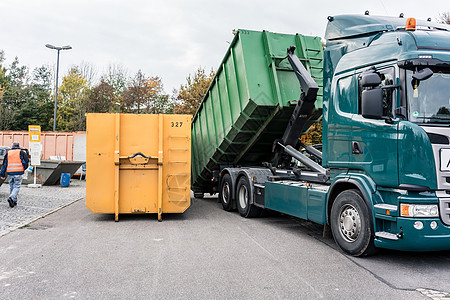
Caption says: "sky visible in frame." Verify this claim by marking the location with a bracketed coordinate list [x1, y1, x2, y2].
[1, 0, 448, 94]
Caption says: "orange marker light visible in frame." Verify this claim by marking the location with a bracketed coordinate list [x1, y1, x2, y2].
[406, 18, 416, 31]
[401, 204, 411, 217]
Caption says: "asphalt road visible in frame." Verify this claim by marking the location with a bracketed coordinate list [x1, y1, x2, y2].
[0, 195, 448, 299]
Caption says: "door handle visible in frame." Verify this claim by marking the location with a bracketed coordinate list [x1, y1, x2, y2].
[352, 141, 363, 154]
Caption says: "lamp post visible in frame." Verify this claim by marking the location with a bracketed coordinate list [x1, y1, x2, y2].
[45, 44, 72, 131]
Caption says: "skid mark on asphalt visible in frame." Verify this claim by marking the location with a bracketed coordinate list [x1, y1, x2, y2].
[237, 226, 324, 298]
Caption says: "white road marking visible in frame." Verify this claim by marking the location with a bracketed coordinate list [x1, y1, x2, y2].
[417, 288, 450, 299]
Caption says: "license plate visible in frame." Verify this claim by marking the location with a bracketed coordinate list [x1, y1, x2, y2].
[440, 149, 450, 171]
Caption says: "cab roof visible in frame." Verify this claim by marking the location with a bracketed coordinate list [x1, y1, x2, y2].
[325, 14, 450, 41]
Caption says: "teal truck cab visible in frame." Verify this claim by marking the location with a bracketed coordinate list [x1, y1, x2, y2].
[321, 14, 450, 255]
[192, 14, 450, 256]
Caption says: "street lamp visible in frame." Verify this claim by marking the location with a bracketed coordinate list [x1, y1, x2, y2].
[45, 44, 72, 131]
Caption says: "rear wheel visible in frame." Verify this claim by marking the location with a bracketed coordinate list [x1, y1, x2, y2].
[219, 174, 234, 211]
[236, 176, 261, 218]
[330, 189, 377, 256]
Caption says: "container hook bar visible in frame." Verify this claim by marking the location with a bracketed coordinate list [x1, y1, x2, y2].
[127, 152, 151, 165]
[128, 152, 149, 159]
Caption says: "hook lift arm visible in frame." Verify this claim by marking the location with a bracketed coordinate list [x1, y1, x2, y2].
[272, 46, 320, 169]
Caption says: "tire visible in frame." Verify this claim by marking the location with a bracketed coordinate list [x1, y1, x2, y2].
[194, 192, 204, 199]
[330, 189, 377, 257]
[236, 176, 262, 218]
[219, 174, 234, 211]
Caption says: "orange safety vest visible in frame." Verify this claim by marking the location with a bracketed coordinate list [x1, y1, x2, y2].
[6, 149, 24, 173]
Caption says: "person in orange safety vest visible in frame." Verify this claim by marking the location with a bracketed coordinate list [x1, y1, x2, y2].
[0, 142, 29, 208]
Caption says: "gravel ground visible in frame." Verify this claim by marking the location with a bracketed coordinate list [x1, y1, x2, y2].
[0, 179, 85, 236]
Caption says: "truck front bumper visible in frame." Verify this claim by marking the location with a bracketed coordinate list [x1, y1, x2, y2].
[374, 217, 450, 251]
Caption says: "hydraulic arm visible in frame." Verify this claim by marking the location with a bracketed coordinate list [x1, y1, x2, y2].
[273, 46, 320, 168]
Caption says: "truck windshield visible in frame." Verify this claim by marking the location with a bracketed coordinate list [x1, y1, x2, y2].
[407, 69, 450, 124]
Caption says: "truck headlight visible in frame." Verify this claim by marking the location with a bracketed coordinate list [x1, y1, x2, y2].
[400, 204, 439, 217]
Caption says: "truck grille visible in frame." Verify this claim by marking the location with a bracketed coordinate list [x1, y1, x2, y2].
[440, 198, 450, 226]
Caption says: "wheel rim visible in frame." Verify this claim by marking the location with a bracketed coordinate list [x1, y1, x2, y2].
[238, 184, 248, 209]
[338, 204, 361, 242]
[222, 182, 230, 204]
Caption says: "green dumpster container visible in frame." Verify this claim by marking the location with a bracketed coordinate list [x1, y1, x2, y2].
[192, 29, 324, 192]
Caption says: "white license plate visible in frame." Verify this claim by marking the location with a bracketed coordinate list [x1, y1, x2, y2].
[440, 149, 450, 171]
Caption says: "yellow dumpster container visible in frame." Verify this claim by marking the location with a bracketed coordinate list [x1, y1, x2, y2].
[86, 113, 191, 221]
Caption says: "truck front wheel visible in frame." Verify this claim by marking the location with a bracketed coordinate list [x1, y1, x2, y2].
[236, 177, 261, 218]
[330, 189, 377, 257]
[219, 174, 234, 211]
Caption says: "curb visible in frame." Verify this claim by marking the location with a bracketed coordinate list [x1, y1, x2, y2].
[0, 197, 84, 237]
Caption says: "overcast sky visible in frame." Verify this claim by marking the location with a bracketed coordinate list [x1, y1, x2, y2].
[1, 0, 448, 93]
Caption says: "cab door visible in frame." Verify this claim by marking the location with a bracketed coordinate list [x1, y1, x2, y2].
[325, 74, 356, 169]
[350, 66, 399, 187]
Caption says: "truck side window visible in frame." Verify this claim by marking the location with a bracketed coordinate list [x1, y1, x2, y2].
[358, 67, 395, 117]
[380, 68, 395, 117]
[337, 75, 356, 114]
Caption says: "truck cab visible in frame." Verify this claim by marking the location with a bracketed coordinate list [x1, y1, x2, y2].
[323, 14, 450, 253]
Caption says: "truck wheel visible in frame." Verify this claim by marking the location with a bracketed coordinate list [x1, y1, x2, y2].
[330, 189, 377, 257]
[236, 176, 261, 218]
[194, 192, 204, 199]
[219, 174, 234, 211]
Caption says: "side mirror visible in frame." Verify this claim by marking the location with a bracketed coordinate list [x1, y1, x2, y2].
[361, 88, 383, 119]
[361, 73, 381, 88]
[360, 72, 383, 119]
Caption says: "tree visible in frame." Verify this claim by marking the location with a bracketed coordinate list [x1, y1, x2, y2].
[437, 12, 450, 24]
[300, 119, 322, 146]
[2, 57, 28, 109]
[33, 65, 52, 89]
[0, 51, 13, 130]
[0, 54, 55, 131]
[148, 94, 175, 114]
[13, 65, 54, 130]
[0, 50, 7, 97]
[121, 70, 166, 114]
[105, 64, 128, 96]
[87, 79, 115, 113]
[79, 62, 97, 88]
[0, 56, 29, 130]
[56, 67, 89, 131]
[173, 67, 215, 115]
[142, 76, 169, 113]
